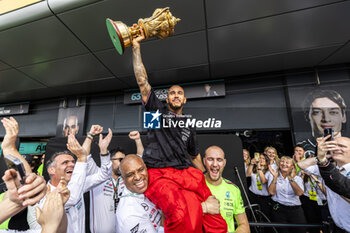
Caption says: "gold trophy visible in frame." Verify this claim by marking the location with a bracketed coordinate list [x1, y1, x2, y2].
[106, 7, 180, 55]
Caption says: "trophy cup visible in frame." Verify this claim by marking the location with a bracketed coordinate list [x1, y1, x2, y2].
[106, 7, 180, 55]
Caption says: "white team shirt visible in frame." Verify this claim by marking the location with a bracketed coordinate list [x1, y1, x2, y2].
[27, 155, 111, 233]
[302, 175, 326, 202]
[115, 186, 164, 233]
[89, 176, 126, 233]
[305, 164, 350, 232]
[249, 172, 269, 196]
[266, 172, 304, 206]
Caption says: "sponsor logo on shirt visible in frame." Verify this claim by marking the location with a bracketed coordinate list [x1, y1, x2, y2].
[130, 223, 139, 233]
[141, 203, 149, 211]
[225, 191, 230, 198]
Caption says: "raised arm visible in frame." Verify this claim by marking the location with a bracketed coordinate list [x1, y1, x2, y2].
[1, 117, 31, 174]
[129, 131, 144, 156]
[132, 29, 151, 103]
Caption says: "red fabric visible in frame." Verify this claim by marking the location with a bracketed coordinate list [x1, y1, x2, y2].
[145, 167, 227, 233]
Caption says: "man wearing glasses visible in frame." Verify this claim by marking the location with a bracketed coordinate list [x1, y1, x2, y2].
[89, 131, 144, 233]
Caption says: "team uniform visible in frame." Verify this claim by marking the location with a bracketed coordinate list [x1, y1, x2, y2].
[305, 164, 350, 232]
[206, 179, 245, 233]
[142, 89, 227, 233]
[248, 171, 271, 222]
[300, 174, 326, 233]
[115, 185, 164, 233]
[27, 155, 111, 233]
[266, 172, 307, 233]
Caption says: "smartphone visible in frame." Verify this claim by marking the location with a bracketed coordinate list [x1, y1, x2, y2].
[4, 155, 26, 184]
[254, 152, 260, 160]
[323, 128, 334, 141]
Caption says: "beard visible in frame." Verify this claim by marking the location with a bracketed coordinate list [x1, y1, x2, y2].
[113, 168, 121, 176]
[168, 102, 183, 111]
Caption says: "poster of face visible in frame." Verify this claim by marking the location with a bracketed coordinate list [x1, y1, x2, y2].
[288, 78, 349, 157]
[56, 106, 86, 137]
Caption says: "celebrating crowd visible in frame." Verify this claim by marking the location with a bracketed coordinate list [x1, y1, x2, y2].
[1, 28, 350, 233]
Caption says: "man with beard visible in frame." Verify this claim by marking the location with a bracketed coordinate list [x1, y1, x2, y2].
[131, 30, 227, 232]
[203, 146, 250, 233]
[89, 131, 144, 233]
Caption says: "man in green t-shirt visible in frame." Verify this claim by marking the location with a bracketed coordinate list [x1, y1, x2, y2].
[204, 145, 250, 233]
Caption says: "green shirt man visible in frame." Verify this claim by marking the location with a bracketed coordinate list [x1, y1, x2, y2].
[206, 179, 245, 232]
[203, 145, 250, 233]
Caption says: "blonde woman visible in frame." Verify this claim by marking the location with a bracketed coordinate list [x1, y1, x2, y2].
[264, 147, 279, 171]
[267, 156, 306, 233]
[243, 149, 251, 175]
[246, 154, 271, 221]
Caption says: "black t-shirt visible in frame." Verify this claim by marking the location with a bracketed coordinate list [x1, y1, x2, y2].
[143, 89, 199, 169]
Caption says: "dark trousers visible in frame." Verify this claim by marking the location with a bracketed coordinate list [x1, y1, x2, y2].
[300, 195, 322, 233]
[271, 201, 307, 233]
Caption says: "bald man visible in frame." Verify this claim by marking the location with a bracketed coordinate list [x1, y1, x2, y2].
[63, 115, 79, 137]
[131, 32, 227, 232]
[204, 146, 250, 233]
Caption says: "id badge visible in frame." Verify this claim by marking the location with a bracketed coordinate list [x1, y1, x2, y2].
[309, 190, 317, 201]
[256, 180, 262, 190]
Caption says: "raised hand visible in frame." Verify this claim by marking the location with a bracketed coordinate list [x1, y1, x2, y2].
[1, 117, 19, 153]
[89, 125, 103, 136]
[56, 177, 70, 204]
[99, 128, 113, 154]
[3, 169, 47, 207]
[67, 134, 87, 162]
[128, 131, 141, 141]
[36, 187, 64, 232]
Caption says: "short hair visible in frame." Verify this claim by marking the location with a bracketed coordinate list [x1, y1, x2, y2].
[303, 89, 346, 121]
[110, 147, 125, 158]
[63, 115, 78, 131]
[294, 145, 305, 151]
[204, 145, 225, 158]
[46, 151, 75, 168]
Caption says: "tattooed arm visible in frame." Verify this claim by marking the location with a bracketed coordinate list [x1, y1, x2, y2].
[132, 29, 151, 103]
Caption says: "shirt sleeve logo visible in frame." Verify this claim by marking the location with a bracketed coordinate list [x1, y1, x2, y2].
[225, 191, 230, 199]
[143, 110, 161, 129]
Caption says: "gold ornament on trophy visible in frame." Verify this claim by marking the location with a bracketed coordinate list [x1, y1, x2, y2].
[106, 7, 181, 55]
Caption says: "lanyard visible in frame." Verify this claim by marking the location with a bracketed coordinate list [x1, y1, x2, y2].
[112, 177, 120, 213]
[308, 177, 316, 191]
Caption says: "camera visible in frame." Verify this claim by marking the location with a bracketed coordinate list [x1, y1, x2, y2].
[323, 128, 334, 141]
[4, 155, 26, 184]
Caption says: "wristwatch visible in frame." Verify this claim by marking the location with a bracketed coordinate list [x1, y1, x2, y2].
[288, 178, 295, 182]
[316, 156, 328, 166]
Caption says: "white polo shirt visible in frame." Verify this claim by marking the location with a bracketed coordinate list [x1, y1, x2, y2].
[305, 164, 350, 232]
[115, 186, 164, 233]
[28, 155, 111, 233]
[266, 172, 304, 206]
[249, 172, 269, 196]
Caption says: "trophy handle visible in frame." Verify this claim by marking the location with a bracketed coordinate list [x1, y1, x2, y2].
[106, 19, 144, 55]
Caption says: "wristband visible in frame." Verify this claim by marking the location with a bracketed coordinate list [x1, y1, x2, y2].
[289, 178, 294, 182]
[87, 132, 95, 137]
[100, 151, 110, 157]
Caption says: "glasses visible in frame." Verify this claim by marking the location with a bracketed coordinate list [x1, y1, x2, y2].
[111, 158, 123, 162]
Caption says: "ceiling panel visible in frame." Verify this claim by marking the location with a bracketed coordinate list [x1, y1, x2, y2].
[0, 87, 63, 104]
[208, 2, 350, 63]
[320, 42, 350, 65]
[52, 77, 130, 96]
[96, 31, 208, 79]
[206, 0, 344, 28]
[210, 45, 340, 78]
[18, 54, 113, 86]
[119, 64, 210, 87]
[0, 16, 89, 67]
[0, 69, 46, 92]
[0, 60, 10, 71]
[56, 0, 205, 51]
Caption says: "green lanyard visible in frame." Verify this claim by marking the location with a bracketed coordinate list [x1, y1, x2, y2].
[112, 177, 120, 213]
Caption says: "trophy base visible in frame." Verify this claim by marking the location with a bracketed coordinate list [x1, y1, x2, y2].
[106, 18, 125, 55]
